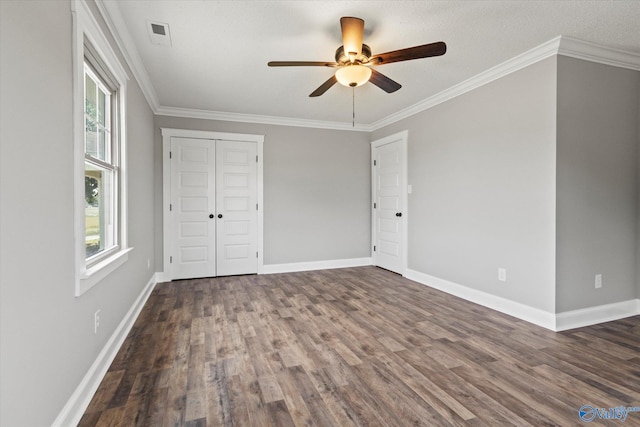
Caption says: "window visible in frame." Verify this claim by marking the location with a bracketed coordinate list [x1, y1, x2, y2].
[73, 0, 130, 296]
[84, 60, 118, 262]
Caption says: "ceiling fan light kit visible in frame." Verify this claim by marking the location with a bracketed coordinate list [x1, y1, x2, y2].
[268, 16, 446, 123]
[335, 64, 372, 87]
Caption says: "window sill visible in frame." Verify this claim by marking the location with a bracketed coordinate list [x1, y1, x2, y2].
[76, 247, 134, 296]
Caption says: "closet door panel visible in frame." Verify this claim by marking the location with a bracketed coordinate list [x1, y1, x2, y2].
[215, 140, 258, 276]
[170, 137, 216, 280]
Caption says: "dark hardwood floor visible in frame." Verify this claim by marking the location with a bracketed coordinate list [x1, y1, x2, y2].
[79, 266, 640, 426]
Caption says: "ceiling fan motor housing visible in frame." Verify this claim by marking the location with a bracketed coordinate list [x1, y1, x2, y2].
[335, 44, 372, 65]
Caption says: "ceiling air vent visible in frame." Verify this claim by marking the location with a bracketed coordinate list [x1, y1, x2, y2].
[151, 23, 165, 35]
[146, 21, 172, 46]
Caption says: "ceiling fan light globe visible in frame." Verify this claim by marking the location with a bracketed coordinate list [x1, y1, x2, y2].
[335, 65, 372, 87]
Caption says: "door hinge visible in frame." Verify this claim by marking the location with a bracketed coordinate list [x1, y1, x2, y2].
[373, 246, 376, 252]
[256, 203, 258, 211]
[256, 155, 258, 163]
[256, 251, 259, 258]
[169, 203, 172, 211]
[169, 151, 172, 159]
[373, 160, 376, 166]
[170, 256, 173, 263]
[373, 202, 376, 209]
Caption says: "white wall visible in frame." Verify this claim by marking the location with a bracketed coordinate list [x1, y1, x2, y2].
[556, 56, 639, 312]
[372, 57, 558, 313]
[0, 1, 156, 426]
[154, 116, 372, 267]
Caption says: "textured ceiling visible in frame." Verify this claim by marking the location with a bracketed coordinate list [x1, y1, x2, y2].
[104, 0, 640, 127]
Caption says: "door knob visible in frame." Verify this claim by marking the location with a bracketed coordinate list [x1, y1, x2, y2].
[218, 214, 223, 219]
[209, 214, 214, 219]
[396, 212, 402, 217]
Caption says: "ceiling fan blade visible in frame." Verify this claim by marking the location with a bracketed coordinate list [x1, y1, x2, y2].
[340, 17, 364, 57]
[369, 69, 401, 93]
[309, 75, 337, 97]
[268, 61, 337, 67]
[371, 41, 446, 65]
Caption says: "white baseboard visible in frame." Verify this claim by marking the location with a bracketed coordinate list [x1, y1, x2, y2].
[555, 299, 640, 331]
[405, 269, 640, 332]
[157, 258, 373, 281]
[52, 272, 159, 427]
[262, 257, 372, 274]
[405, 269, 557, 331]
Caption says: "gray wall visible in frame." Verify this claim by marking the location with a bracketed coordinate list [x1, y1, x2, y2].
[154, 116, 371, 266]
[556, 57, 640, 312]
[372, 58, 558, 313]
[0, 1, 156, 426]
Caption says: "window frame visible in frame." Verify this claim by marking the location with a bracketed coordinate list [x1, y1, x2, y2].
[72, 0, 131, 296]
[84, 61, 120, 266]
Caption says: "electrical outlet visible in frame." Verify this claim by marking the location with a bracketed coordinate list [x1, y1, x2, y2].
[94, 310, 101, 334]
[498, 268, 507, 282]
[595, 274, 602, 289]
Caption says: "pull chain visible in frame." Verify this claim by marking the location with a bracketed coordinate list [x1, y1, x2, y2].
[352, 86, 355, 127]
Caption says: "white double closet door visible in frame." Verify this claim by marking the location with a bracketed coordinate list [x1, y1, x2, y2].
[170, 137, 258, 280]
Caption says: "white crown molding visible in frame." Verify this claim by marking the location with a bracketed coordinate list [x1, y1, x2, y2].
[95, 0, 160, 111]
[558, 36, 640, 71]
[84, 6, 640, 134]
[368, 36, 563, 131]
[156, 106, 370, 132]
[369, 35, 640, 131]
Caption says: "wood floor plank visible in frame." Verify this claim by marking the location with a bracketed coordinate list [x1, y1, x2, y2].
[286, 365, 340, 427]
[94, 406, 125, 427]
[450, 364, 552, 426]
[307, 367, 367, 426]
[377, 351, 476, 423]
[265, 399, 296, 427]
[80, 370, 124, 416]
[144, 385, 169, 427]
[81, 266, 640, 426]
[275, 368, 317, 426]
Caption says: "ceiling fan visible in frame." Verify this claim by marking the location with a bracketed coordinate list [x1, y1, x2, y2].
[268, 17, 446, 97]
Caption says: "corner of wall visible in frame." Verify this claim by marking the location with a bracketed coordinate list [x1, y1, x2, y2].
[555, 56, 640, 313]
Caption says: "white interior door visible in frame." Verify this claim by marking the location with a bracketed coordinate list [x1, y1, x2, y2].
[216, 140, 258, 276]
[372, 133, 406, 274]
[170, 137, 217, 280]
